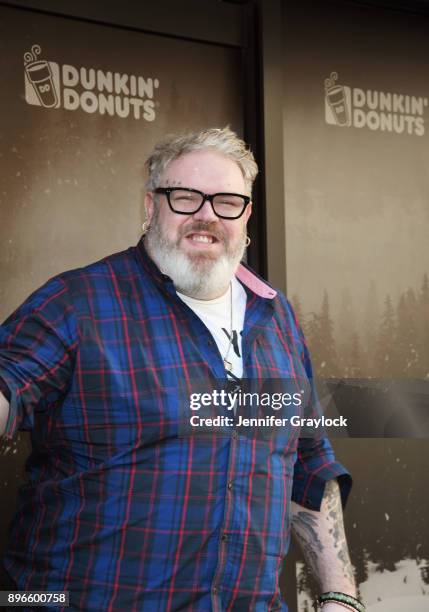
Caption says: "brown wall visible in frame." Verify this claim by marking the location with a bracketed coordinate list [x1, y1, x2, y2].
[281, 1, 429, 607]
[0, 2, 243, 588]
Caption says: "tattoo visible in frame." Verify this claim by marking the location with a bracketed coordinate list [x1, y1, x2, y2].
[297, 537, 319, 576]
[291, 480, 356, 589]
[291, 510, 324, 575]
[324, 481, 356, 585]
[292, 511, 324, 553]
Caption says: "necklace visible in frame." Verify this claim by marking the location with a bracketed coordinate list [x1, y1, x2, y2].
[223, 281, 233, 372]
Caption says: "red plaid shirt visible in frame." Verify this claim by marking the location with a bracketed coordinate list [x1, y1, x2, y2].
[0, 239, 351, 610]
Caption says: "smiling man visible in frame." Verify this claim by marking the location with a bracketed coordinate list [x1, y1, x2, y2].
[145, 147, 251, 301]
[0, 128, 363, 612]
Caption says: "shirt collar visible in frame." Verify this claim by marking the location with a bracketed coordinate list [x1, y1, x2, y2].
[135, 237, 277, 300]
[236, 263, 277, 300]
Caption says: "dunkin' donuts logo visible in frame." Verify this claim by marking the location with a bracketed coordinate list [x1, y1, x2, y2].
[24, 45, 60, 108]
[324, 72, 351, 127]
[24, 44, 160, 121]
[324, 71, 427, 136]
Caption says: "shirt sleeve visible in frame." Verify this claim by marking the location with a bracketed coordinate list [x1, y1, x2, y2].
[284, 298, 352, 511]
[291, 437, 352, 510]
[0, 276, 77, 440]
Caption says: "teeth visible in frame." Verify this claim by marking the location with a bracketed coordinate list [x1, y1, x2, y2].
[191, 234, 213, 243]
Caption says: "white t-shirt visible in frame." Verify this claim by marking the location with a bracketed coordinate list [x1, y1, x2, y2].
[176, 276, 247, 379]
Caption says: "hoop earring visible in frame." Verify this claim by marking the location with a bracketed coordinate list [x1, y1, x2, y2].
[245, 235, 251, 247]
[141, 220, 150, 235]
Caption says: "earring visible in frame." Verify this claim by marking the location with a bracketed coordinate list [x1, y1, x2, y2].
[245, 235, 251, 247]
[141, 220, 150, 235]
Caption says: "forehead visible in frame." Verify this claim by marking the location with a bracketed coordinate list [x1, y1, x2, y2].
[161, 149, 247, 193]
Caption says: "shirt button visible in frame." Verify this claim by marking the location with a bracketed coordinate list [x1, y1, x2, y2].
[227, 481, 233, 490]
[221, 533, 227, 542]
[212, 586, 218, 594]
[232, 431, 238, 440]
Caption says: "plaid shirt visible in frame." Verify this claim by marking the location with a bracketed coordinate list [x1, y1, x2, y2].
[0, 240, 350, 611]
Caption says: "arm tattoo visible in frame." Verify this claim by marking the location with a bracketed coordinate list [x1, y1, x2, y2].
[291, 510, 324, 576]
[324, 481, 355, 583]
[292, 511, 324, 553]
[291, 479, 356, 590]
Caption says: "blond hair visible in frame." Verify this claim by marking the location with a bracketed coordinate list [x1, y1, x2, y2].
[145, 127, 258, 193]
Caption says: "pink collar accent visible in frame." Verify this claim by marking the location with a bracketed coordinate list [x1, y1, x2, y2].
[236, 264, 277, 299]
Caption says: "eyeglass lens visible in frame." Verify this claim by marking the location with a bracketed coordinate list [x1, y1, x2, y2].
[169, 189, 246, 218]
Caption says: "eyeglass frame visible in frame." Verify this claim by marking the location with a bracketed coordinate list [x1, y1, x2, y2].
[153, 187, 251, 220]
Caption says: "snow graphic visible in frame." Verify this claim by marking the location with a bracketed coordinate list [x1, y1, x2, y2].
[297, 558, 429, 611]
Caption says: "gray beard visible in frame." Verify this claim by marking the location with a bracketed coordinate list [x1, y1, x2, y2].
[145, 215, 246, 299]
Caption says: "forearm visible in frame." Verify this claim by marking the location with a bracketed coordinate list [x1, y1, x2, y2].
[290, 478, 356, 596]
[0, 391, 10, 437]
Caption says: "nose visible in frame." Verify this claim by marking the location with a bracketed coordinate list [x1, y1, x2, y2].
[192, 196, 218, 222]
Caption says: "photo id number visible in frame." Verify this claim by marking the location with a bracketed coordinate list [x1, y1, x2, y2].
[0, 591, 69, 606]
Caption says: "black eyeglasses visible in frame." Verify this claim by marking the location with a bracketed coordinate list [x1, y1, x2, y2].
[154, 187, 250, 219]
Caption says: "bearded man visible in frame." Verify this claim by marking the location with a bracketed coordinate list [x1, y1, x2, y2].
[0, 128, 363, 612]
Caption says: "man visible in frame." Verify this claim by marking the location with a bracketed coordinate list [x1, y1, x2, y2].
[0, 128, 362, 611]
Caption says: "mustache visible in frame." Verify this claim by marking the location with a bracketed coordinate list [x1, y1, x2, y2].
[179, 221, 227, 244]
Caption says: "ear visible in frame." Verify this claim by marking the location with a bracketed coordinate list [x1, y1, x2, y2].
[244, 201, 252, 224]
[144, 192, 155, 224]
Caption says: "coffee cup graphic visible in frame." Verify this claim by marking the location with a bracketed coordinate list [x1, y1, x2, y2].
[325, 72, 350, 127]
[24, 45, 58, 108]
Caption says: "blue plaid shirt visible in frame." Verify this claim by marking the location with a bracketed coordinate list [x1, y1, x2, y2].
[0, 239, 350, 611]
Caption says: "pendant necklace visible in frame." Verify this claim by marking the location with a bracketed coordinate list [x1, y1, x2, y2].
[223, 282, 234, 373]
